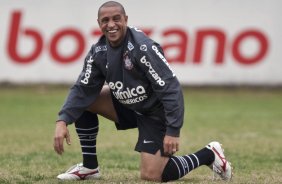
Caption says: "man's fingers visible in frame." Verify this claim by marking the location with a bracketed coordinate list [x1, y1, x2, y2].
[168, 142, 173, 154]
[54, 138, 61, 154]
[163, 143, 168, 154]
[66, 131, 71, 145]
[164, 141, 174, 155]
[163, 135, 180, 155]
[59, 137, 64, 154]
[175, 143, 179, 152]
[173, 142, 180, 154]
[171, 143, 178, 154]
[53, 121, 69, 155]
[54, 136, 64, 155]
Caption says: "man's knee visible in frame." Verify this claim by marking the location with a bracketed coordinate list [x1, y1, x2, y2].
[140, 166, 162, 182]
[139, 151, 168, 182]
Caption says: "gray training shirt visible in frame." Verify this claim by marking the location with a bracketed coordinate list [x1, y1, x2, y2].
[58, 26, 184, 136]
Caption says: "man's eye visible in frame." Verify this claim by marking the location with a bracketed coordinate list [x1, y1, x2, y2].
[113, 16, 121, 22]
[101, 19, 108, 24]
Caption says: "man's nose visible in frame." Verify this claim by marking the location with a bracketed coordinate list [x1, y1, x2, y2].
[108, 19, 115, 28]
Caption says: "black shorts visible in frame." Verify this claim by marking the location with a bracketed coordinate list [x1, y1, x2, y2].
[111, 96, 166, 155]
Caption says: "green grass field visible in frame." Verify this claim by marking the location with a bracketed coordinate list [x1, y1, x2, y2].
[0, 86, 281, 184]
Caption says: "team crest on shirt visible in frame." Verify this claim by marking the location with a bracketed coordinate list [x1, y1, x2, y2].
[123, 51, 133, 70]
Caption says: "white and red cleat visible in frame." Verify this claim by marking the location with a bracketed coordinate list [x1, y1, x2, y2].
[57, 163, 100, 180]
[206, 141, 233, 181]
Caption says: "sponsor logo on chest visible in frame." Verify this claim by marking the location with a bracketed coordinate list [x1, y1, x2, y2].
[108, 81, 148, 105]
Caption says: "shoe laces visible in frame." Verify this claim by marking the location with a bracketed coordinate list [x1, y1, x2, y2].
[65, 163, 83, 173]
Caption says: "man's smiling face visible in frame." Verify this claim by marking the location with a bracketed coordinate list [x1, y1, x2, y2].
[98, 6, 128, 47]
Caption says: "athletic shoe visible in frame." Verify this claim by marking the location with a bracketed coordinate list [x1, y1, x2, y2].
[57, 163, 100, 180]
[206, 141, 233, 181]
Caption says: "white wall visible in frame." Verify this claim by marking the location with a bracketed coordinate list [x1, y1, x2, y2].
[1, 0, 281, 85]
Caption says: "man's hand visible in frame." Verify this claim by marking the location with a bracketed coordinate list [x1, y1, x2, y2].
[163, 135, 179, 156]
[53, 121, 71, 155]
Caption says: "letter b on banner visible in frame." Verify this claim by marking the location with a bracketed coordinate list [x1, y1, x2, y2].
[7, 11, 43, 64]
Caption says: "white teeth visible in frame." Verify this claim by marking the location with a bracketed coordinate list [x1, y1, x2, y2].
[108, 30, 117, 33]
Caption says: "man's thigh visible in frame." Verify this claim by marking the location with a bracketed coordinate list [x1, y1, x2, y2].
[87, 85, 118, 122]
[88, 85, 137, 130]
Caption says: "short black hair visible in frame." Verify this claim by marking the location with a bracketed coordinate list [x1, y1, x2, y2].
[98, 1, 126, 18]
